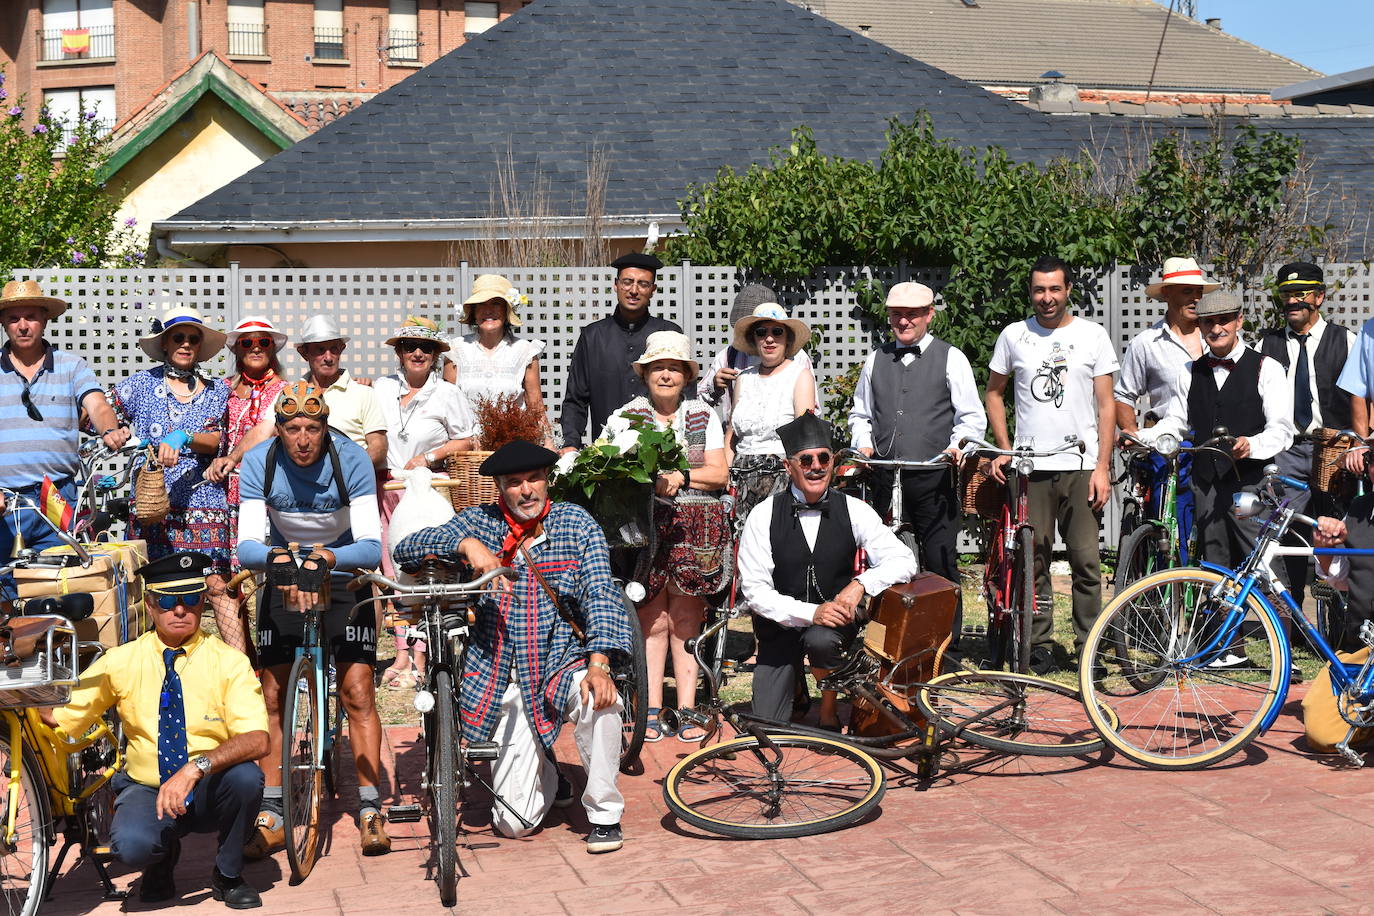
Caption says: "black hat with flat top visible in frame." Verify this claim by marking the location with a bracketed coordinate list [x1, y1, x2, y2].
[610, 252, 663, 273]
[478, 439, 559, 477]
[777, 412, 833, 457]
[139, 552, 211, 595]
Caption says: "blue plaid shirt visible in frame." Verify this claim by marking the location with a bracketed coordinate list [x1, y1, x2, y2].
[395, 501, 631, 750]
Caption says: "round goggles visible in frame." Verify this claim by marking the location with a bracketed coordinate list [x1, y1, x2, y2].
[275, 382, 328, 420]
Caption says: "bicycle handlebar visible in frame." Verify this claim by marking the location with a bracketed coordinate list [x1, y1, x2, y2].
[348, 566, 518, 594]
[0, 488, 91, 567]
[835, 448, 956, 471]
[958, 436, 1085, 458]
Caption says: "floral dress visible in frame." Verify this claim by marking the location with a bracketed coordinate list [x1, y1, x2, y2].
[221, 374, 288, 567]
[113, 367, 233, 574]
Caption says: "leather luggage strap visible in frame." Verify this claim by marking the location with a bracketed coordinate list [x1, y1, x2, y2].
[519, 542, 587, 645]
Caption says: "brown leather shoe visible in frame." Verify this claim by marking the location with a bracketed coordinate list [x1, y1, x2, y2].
[359, 810, 391, 856]
[242, 813, 284, 861]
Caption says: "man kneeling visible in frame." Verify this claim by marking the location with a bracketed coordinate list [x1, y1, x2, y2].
[394, 440, 632, 852]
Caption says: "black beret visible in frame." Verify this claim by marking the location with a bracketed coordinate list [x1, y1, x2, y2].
[610, 252, 664, 273]
[479, 439, 560, 477]
[778, 412, 833, 457]
[139, 551, 212, 595]
[1276, 262, 1325, 290]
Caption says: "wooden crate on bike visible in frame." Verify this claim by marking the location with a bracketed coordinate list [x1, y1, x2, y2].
[960, 464, 1005, 520]
[849, 572, 957, 737]
[12, 541, 149, 649]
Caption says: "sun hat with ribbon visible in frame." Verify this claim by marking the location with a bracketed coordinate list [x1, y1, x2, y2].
[732, 303, 810, 358]
[385, 315, 451, 352]
[632, 330, 699, 383]
[0, 280, 66, 320]
[462, 274, 526, 327]
[226, 316, 287, 352]
[137, 307, 226, 362]
[1145, 257, 1222, 299]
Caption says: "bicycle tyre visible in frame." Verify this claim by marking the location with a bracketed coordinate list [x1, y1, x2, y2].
[0, 735, 50, 916]
[430, 669, 460, 907]
[1012, 526, 1035, 675]
[1116, 523, 1168, 590]
[282, 655, 323, 880]
[323, 674, 342, 799]
[983, 522, 1013, 671]
[662, 734, 885, 839]
[915, 670, 1116, 757]
[617, 590, 649, 771]
[1079, 567, 1285, 770]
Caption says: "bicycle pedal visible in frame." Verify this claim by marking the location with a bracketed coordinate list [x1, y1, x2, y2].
[464, 741, 500, 761]
[91, 845, 116, 862]
[387, 804, 423, 823]
[960, 625, 987, 637]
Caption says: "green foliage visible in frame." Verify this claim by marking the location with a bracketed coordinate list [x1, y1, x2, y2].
[0, 68, 141, 280]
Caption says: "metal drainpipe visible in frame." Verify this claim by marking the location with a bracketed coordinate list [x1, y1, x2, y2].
[186, 1, 200, 59]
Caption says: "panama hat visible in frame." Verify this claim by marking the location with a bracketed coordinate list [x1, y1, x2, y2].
[385, 315, 451, 352]
[138, 307, 226, 362]
[297, 315, 350, 347]
[633, 330, 699, 383]
[0, 280, 66, 320]
[462, 274, 525, 328]
[226, 316, 287, 352]
[732, 303, 810, 358]
[1145, 257, 1222, 299]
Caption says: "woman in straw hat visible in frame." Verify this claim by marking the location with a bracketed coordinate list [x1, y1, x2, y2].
[114, 308, 245, 652]
[726, 302, 817, 524]
[376, 316, 476, 688]
[599, 331, 728, 742]
[443, 274, 553, 447]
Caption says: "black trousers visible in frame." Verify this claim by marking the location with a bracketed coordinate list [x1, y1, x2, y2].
[870, 466, 963, 639]
[750, 614, 859, 723]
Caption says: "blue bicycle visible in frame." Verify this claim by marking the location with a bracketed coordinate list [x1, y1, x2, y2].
[1079, 464, 1374, 770]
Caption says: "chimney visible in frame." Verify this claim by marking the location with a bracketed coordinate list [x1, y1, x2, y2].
[1206, 17, 1222, 30]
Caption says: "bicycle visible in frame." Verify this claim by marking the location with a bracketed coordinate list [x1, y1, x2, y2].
[349, 564, 516, 908]
[960, 436, 1086, 674]
[834, 449, 958, 567]
[1078, 463, 1374, 770]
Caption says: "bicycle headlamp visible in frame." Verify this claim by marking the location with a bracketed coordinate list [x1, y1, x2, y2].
[1231, 492, 1262, 519]
[1154, 433, 1180, 459]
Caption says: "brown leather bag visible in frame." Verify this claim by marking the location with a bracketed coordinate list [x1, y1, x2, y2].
[0, 617, 58, 668]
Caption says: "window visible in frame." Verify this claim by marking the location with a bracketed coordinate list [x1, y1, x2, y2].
[227, 0, 266, 57]
[44, 86, 115, 150]
[39, 0, 114, 61]
[388, 0, 418, 62]
[314, 0, 345, 60]
[464, 2, 498, 35]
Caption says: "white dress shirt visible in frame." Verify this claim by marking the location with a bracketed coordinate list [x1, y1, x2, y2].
[737, 485, 918, 628]
[848, 333, 986, 453]
[1280, 317, 1328, 433]
[1114, 319, 1200, 423]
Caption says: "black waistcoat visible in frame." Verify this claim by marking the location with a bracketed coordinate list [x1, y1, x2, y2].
[1188, 348, 1265, 485]
[1258, 324, 1353, 430]
[769, 489, 857, 606]
[1343, 495, 1374, 617]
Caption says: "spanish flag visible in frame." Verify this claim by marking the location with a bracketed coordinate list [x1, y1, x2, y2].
[39, 476, 74, 532]
[60, 29, 90, 55]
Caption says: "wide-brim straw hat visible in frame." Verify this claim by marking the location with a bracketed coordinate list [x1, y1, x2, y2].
[1145, 257, 1222, 299]
[138, 307, 226, 362]
[633, 330, 699, 383]
[0, 280, 66, 319]
[385, 315, 451, 352]
[462, 274, 525, 328]
[732, 302, 809, 358]
[226, 316, 287, 352]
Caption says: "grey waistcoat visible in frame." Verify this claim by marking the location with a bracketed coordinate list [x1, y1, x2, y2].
[868, 338, 955, 461]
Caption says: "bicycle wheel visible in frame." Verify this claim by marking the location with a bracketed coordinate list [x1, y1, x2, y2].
[282, 655, 323, 880]
[323, 673, 342, 799]
[982, 523, 1012, 670]
[616, 590, 649, 771]
[1116, 523, 1168, 590]
[0, 735, 50, 916]
[1011, 526, 1035, 675]
[663, 734, 885, 839]
[915, 670, 1116, 757]
[429, 669, 460, 907]
[1079, 567, 1285, 770]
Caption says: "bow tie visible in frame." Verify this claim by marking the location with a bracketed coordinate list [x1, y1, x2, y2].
[1206, 355, 1235, 370]
[893, 346, 921, 359]
[792, 494, 830, 516]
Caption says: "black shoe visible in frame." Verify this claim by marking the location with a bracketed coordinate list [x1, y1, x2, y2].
[139, 836, 180, 903]
[211, 868, 263, 909]
[586, 823, 623, 854]
[554, 772, 576, 808]
[1028, 646, 1055, 676]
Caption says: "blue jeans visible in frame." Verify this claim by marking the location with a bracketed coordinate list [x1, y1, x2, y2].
[1146, 451, 1194, 565]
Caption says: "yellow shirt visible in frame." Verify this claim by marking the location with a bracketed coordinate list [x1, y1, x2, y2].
[54, 629, 268, 788]
[320, 370, 386, 449]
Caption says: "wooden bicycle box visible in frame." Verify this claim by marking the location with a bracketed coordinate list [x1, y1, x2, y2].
[849, 572, 958, 738]
[12, 541, 149, 649]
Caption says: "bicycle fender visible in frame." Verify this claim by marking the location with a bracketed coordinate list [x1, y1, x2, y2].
[1195, 562, 1292, 732]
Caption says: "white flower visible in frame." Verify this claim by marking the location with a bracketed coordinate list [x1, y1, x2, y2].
[611, 429, 641, 454]
[554, 451, 578, 475]
[508, 287, 527, 307]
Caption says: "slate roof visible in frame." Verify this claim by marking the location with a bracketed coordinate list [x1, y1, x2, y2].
[165, 0, 1096, 227]
[797, 0, 1319, 92]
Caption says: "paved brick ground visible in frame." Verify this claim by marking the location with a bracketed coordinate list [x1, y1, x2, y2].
[40, 687, 1374, 915]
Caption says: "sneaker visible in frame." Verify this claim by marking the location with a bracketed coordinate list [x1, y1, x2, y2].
[1028, 646, 1055, 676]
[554, 773, 576, 809]
[586, 823, 623, 854]
[243, 812, 284, 860]
[1205, 653, 1252, 671]
[1290, 662, 1304, 684]
[359, 809, 392, 856]
[211, 869, 263, 910]
[139, 835, 180, 903]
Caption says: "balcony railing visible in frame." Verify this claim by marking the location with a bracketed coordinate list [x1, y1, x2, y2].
[227, 22, 267, 57]
[37, 24, 115, 62]
[313, 26, 345, 60]
[387, 29, 419, 62]
[56, 117, 114, 154]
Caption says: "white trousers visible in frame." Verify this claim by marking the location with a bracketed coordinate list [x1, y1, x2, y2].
[489, 669, 624, 837]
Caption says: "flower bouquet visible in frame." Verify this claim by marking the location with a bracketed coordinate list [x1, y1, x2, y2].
[551, 416, 687, 547]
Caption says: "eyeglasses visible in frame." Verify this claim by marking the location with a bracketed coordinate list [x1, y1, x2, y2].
[235, 336, 274, 351]
[170, 332, 202, 346]
[1283, 291, 1319, 303]
[615, 278, 655, 292]
[753, 325, 788, 340]
[398, 340, 440, 354]
[20, 386, 41, 422]
[152, 590, 206, 610]
[276, 383, 328, 419]
[791, 451, 832, 468]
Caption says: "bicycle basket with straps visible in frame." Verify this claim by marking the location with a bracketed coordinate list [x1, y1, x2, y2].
[960, 464, 1006, 521]
[0, 615, 79, 709]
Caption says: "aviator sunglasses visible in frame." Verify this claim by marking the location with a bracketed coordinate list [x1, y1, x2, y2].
[152, 590, 206, 611]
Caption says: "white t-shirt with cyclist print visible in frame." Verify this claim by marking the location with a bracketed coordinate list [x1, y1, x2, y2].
[989, 314, 1119, 472]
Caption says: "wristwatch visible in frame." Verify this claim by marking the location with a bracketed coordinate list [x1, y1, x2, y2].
[588, 660, 612, 675]
[192, 755, 212, 776]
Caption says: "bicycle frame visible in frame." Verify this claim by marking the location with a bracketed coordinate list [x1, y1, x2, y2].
[294, 605, 335, 787]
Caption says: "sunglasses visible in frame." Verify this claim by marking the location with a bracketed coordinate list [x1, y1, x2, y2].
[235, 336, 274, 351]
[398, 340, 440, 354]
[20, 386, 41, 422]
[152, 590, 206, 611]
[791, 451, 832, 468]
[170, 332, 202, 346]
[753, 325, 788, 340]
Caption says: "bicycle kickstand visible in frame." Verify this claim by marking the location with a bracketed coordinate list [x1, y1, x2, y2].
[1336, 727, 1367, 768]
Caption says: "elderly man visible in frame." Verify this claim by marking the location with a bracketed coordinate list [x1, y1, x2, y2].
[296, 315, 387, 471]
[0, 280, 128, 555]
[395, 440, 631, 853]
[737, 413, 918, 730]
[848, 281, 984, 642]
[47, 552, 268, 908]
[560, 253, 682, 452]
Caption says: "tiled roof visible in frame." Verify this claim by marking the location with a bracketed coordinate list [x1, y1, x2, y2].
[797, 0, 1319, 91]
[272, 92, 375, 132]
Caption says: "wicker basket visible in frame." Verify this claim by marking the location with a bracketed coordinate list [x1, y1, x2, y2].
[132, 445, 170, 524]
[960, 464, 1006, 521]
[1311, 427, 1359, 501]
[444, 451, 499, 511]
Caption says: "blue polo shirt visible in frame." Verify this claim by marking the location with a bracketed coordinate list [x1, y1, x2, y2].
[0, 341, 102, 488]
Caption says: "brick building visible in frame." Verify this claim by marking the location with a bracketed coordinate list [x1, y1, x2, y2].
[1, 0, 532, 132]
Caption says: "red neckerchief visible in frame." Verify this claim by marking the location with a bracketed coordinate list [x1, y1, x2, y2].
[499, 498, 552, 564]
[240, 367, 278, 426]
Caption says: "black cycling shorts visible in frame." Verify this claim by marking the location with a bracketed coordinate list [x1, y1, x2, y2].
[255, 581, 376, 669]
